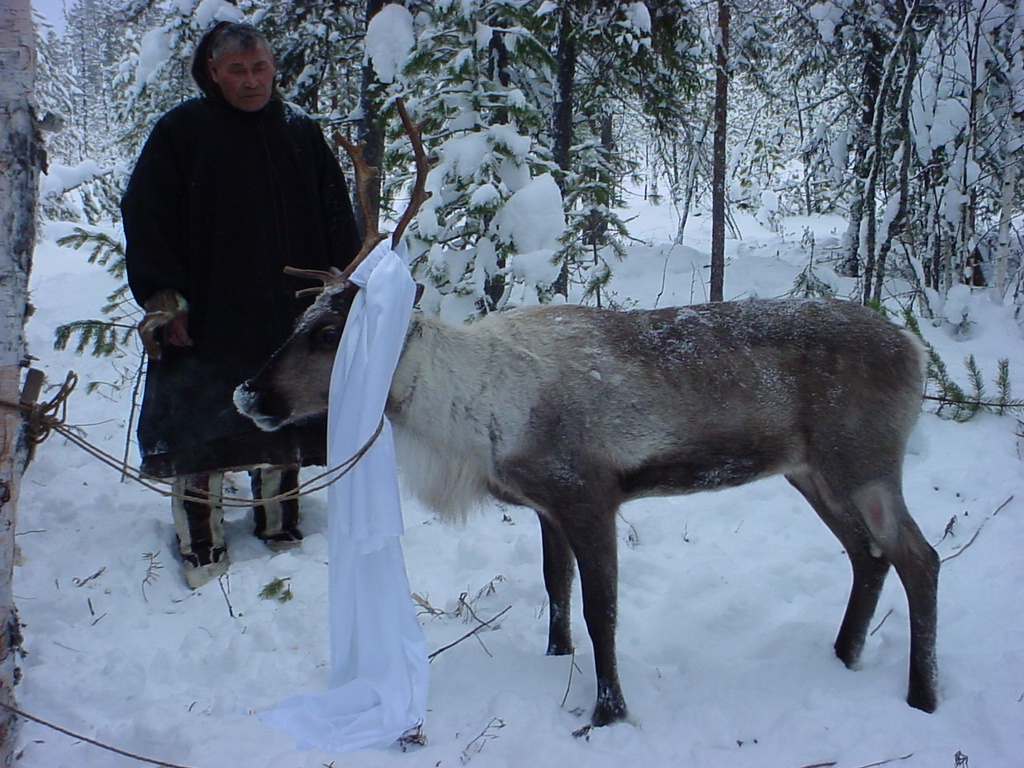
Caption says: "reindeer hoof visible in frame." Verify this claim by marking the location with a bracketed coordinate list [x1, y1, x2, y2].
[907, 686, 938, 713]
[590, 693, 629, 728]
[546, 641, 573, 656]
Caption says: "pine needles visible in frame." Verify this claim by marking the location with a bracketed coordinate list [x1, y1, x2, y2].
[903, 311, 1024, 421]
[52, 227, 140, 359]
[258, 577, 293, 603]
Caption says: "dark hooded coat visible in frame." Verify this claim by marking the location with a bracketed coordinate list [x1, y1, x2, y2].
[122, 83, 359, 477]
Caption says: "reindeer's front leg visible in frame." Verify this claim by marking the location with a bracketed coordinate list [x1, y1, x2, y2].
[538, 512, 575, 656]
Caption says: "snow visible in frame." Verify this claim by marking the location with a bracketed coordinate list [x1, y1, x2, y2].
[134, 26, 174, 88]
[535, 1, 558, 19]
[14, 204, 1024, 767]
[624, 3, 652, 36]
[928, 98, 970, 153]
[808, 1, 844, 43]
[39, 160, 111, 199]
[365, 3, 415, 84]
[492, 173, 565, 254]
[193, 0, 242, 30]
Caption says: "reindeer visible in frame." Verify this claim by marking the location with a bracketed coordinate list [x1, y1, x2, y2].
[234, 102, 939, 728]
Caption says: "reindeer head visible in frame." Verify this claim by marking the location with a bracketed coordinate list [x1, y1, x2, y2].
[234, 276, 359, 430]
[235, 98, 431, 432]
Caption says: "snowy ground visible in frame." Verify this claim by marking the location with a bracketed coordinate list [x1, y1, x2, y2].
[13, 200, 1024, 768]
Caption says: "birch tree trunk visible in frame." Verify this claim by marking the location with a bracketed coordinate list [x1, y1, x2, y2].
[993, 151, 1019, 300]
[0, 0, 40, 760]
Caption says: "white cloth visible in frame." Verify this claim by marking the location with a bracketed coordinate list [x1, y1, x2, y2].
[261, 241, 429, 753]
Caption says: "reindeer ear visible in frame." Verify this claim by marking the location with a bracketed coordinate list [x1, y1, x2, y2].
[413, 283, 425, 307]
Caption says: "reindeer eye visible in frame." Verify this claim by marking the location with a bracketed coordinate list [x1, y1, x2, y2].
[315, 325, 342, 348]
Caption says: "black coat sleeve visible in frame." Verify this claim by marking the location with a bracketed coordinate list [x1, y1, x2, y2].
[121, 114, 190, 307]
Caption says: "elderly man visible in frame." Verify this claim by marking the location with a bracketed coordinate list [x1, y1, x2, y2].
[122, 22, 360, 588]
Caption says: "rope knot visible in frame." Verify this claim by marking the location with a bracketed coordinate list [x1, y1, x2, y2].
[25, 371, 78, 446]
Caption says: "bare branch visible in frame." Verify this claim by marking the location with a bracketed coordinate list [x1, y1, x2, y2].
[428, 605, 511, 661]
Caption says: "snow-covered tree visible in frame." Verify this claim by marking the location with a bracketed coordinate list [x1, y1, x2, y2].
[62, 0, 132, 163]
[905, 0, 1024, 312]
[548, 0, 702, 305]
[34, 25, 76, 165]
[259, 0, 361, 113]
[397, 0, 563, 320]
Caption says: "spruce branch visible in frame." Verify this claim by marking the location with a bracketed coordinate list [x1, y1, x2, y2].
[904, 311, 1024, 419]
[258, 577, 294, 603]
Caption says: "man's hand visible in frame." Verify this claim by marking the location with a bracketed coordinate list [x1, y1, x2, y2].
[139, 289, 192, 360]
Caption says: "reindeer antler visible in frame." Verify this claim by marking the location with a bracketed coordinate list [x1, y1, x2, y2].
[336, 97, 433, 281]
[333, 131, 388, 279]
[284, 97, 434, 296]
[391, 98, 434, 249]
[283, 266, 344, 297]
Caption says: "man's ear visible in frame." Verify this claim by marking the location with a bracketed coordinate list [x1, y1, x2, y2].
[207, 58, 219, 85]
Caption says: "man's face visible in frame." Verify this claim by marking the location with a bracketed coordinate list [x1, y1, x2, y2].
[208, 42, 276, 112]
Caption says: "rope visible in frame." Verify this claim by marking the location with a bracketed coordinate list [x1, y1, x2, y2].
[1, 370, 79, 446]
[0, 370, 383, 508]
[0, 700, 202, 768]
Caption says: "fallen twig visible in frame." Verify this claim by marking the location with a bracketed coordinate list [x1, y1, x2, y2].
[217, 573, 236, 618]
[792, 752, 914, 768]
[853, 753, 914, 768]
[141, 551, 163, 602]
[942, 495, 1013, 563]
[72, 566, 105, 587]
[869, 608, 893, 636]
[412, 592, 446, 617]
[460, 717, 505, 763]
[560, 649, 583, 709]
[428, 605, 511, 661]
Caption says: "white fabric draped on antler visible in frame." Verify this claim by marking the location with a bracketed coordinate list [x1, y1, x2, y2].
[261, 240, 429, 753]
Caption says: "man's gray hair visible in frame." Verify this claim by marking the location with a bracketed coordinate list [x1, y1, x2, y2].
[209, 23, 272, 62]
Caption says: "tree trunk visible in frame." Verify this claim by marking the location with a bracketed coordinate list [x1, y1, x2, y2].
[871, 27, 917, 306]
[552, 5, 575, 181]
[551, 5, 576, 298]
[710, 0, 729, 302]
[355, 0, 388, 238]
[993, 150, 1019, 301]
[840, 29, 885, 280]
[484, 27, 512, 309]
[0, 0, 40, 760]
[674, 116, 710, 246]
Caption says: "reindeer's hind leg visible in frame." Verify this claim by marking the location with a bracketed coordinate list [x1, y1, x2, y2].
[851, 479, 940, 713]
[789, 470, 939, 713]
[538, 512, 575, 656]
[787, 472, 890, 670]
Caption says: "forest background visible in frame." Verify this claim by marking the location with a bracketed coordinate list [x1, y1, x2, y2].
[31, 0, 1024, 340]
[6, 1, 1024, 765]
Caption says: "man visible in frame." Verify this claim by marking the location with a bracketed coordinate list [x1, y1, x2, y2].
[122, 22, 360, 588]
